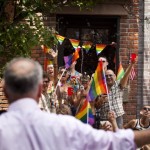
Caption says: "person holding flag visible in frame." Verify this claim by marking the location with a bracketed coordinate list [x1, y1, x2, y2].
[97, 58, 136, 129]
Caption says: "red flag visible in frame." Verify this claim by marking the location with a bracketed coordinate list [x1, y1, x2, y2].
[68, 87, 74, 96]
[44, 58, 48, 71]
[130, 67, 136, 80]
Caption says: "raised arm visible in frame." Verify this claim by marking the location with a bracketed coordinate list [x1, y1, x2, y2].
[120, 59, 136, 88]
[108, 111, 118, 132]
[123, 119, 137, 129]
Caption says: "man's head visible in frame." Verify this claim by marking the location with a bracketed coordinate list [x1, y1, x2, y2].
[105, 69, 116, 87]
[47, 64, 54, 76]
[80, 74, 90, 90]
[58, 66, 70, 81]
[98, 56, 108, 71]
[3, 57, 43, 103]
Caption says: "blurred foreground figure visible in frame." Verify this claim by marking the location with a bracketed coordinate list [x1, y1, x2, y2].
[1, 57, 150, 150]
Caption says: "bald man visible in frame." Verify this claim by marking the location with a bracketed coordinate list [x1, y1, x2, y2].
[1, 57, 150, 150]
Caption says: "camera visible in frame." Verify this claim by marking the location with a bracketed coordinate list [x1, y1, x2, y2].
[80, 85, 84, 90]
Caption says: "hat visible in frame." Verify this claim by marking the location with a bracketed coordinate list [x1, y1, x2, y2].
[81, 74, 90, 83]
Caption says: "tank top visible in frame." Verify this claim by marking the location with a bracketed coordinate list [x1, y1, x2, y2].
[134, 119, 150, 130]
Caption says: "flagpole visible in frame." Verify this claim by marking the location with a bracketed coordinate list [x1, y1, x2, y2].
[87, 101, 89, 124]
[54, 67, 67, 94]
[103, 65, 112, 111]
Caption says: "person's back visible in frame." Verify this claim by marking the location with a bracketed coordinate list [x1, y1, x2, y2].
[0, 98, 136, 150]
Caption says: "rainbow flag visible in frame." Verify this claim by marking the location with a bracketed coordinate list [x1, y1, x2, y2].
[82, 41, 92, 53]
[72, 47, 80, 62]
[69, 39, 80, 49]
[41, 45, 49, 53]
[64, 48, 80, 69]
[56, 34, 65, 45]
[75, 99, 94, 125]
[117, 63, 125, 80]
[87, 61, 107, 101]
[96, 44, 106, 55]
[44, 58, 52, 71]
[64, 54, 73, 69]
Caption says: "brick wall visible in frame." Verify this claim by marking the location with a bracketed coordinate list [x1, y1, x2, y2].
[120, 0, 139, 123]
[144, 0, 150, 105]
[0, 80, 8, 111]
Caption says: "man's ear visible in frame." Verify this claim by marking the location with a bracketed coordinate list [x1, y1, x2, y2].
[114, 74, 116, 80]
[37, 82, 43, 101]
[106, 61, 109, 66]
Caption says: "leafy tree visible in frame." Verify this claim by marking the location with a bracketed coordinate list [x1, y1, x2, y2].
[0, 0, 101, 77]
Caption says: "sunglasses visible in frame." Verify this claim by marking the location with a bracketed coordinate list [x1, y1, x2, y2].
[43, 81, 49, 83]
[143, 107, 150, 111]
[99, 60, 106, 63]
[105, 74, 113, 78]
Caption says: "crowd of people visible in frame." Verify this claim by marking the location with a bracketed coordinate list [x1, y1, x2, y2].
[38, 51, 137, 129]
[0, 51, 150, 149]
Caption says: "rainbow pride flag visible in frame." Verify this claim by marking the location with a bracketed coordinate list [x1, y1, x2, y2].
[64, 54, 73, 69]
[75, 99, 94, 125]
[41, 45, 49, 53]
[64, 48, 80, 69]
[87, 61, 107, 101]
[69, 39, 80, 49]
[82, 41, 92, 53]
[117, 63, 125, 80]
[72, 47, 80, 62]
[56, 34, 65, 45]
[96, 44, 106, 55]
[44, 58, 52, 71]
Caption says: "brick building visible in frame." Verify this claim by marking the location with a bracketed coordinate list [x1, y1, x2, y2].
[0, 0, 149, 124]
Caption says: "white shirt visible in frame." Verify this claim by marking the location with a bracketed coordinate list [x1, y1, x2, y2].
[0, 98, 136, 150]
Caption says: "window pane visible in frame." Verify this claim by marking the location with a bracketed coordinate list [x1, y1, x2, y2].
[66, 28, 79, 39]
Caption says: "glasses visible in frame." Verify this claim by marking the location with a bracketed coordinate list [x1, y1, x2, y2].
[43, 81, 49, 84]
[106, 74, 113, 78]
[99, 60, 106, 63]
[143, 107, 150, 111]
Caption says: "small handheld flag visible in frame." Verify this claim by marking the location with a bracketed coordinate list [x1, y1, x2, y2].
[75, 99, 94, 125]
[87, 61, 107, 101]
[68, 87, 74, 96]
[117, 63, 125, 80]
[72, 47, 80, 62]
[64, 47, 80, 69]
[64, 54, 73, 69]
